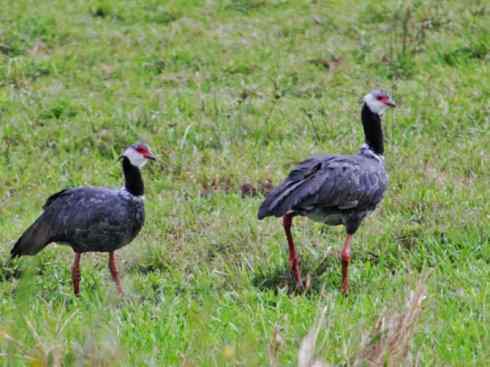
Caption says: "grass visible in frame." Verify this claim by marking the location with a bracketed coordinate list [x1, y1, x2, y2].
[0, 0, 489, 365]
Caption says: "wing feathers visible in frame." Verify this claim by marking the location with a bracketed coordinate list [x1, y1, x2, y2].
[11, 215, 52, 257]
[11, 189, 74, 257]
[258, 154, 386, 219]
[258, 157, 328, 219]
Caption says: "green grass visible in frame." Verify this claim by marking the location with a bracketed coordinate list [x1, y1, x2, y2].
[1, 0, 489, 365]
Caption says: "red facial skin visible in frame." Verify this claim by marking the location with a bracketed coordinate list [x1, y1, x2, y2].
[135, 145, 156, 160]
[377, 95, 396, 107]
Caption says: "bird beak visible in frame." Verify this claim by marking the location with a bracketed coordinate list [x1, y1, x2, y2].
[145, 153, 156, 161]
[385, 98, 396, 108]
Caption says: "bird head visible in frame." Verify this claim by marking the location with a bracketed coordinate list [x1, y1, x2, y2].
[363, 89, 396, 115]
[121, 143, 156, 168]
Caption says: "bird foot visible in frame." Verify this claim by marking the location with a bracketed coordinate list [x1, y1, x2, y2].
[341, 281, 349, 296]
[116, 287, 125, 297]
[289, 273, 314, 294]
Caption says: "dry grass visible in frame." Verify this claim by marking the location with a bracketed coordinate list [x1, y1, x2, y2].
[353, 275, 428, 366]
[1, 0, 488, 364]
[268, 323, 285, 367]
[298, 305, 329, 367]
[297, 273, 429, 367]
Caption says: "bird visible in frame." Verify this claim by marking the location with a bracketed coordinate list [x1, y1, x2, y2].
[258, 90, 396, 294]
[11, 143, 156, 296]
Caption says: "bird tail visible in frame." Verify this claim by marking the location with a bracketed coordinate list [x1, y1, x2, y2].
[257, 179, 306, 220]
[11, 216, 52, 258]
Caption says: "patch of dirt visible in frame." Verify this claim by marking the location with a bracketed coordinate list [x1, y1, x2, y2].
[240, 179, 274, 198]
[200, 177, 274, 198]
[309, 56, 342, 71]
[199, 176, 234, 197]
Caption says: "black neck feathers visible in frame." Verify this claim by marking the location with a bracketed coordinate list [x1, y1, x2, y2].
[122, 157, 144, 196]
[361, 103, 384, 155]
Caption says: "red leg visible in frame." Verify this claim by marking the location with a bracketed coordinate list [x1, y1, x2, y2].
[283, 214, 303, 289]
[71, 252, 81, 297]
[341, 234, 353, 294]
[109, 252, 124, 296]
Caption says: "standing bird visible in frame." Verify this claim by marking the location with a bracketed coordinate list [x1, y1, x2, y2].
[11, 143, 156, 296]
[258, 90, 395, 294]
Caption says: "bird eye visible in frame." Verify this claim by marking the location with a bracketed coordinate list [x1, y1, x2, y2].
[376, 95, 384, 101]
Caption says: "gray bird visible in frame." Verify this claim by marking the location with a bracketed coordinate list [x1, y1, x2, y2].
[11, 143, 156, 296]
[258, 90, 396, 293]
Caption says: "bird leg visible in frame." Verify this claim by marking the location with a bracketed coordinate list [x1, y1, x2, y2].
[341, 234, 353, 295]
[283, 214, 303, 289]
[108, 252, 124, 296]
[71, 252, 81, 297]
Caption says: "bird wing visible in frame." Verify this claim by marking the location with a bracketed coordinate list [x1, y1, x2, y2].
[42, 188, 72, 210]
[42, 188, 141, 249]
[11, 188, 78, 257]
[258, 154, 386, 219]
[12, 187, 144, 256]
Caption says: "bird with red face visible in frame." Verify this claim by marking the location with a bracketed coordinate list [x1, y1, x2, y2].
[258, 90, 396, 294]
[11, 143, 156, 296]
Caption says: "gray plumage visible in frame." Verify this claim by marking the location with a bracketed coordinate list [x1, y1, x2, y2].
[10, 142, 155, 296]
[11, 143, 155, 259]
[257, 145, 388, 234]
[257, 90, 395, 292]
[11, 187, 144, 257]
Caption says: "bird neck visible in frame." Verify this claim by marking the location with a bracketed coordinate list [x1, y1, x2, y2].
[122, 157, 144, 196]
[361, 103, 384, 156]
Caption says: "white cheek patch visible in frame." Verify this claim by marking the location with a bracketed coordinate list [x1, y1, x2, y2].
[123, 148, 147, 168]
[364, 93, 388, 115]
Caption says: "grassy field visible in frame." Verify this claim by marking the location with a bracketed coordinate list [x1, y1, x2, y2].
[0, 0, 489, 365]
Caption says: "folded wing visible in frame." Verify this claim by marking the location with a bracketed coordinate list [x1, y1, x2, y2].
[258, 155, 386, 219]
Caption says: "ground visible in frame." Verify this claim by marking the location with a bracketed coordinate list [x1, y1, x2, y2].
[0, 0, 489, 365]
